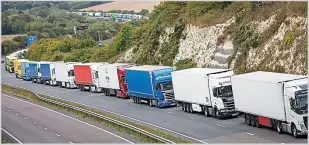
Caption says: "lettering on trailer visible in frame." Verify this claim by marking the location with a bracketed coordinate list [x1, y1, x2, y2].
[105, 68, 110, 82]
[218, 76, 231, 86]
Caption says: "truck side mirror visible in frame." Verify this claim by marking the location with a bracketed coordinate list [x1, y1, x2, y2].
[155, 84, 160, 90]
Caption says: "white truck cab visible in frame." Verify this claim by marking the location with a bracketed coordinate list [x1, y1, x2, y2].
[283, 78, 307, 137]
[172, 68, 238, 119]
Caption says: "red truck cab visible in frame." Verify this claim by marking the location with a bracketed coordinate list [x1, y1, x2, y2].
[116, 64, 136, 99]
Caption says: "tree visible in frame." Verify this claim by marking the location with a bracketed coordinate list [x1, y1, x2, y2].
[138, 9, 149, 15]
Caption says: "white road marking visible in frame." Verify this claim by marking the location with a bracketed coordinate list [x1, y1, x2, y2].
[69, 141, 73, 144]
[190, 117, 195, 120]
[1, 128, 22, 144]
[3, 94, 134, 144]
[24, 118, 27, 120]
[8, 109, 11, 111]
[15, 113, 19, 116]
[216, 124, 225, 128]
[168, 112, 174, 114]
[40, 92, 208, 144]
[281, 143, 285, 144]
[246, 132, 254, 136]
[56, 134, 60, 137]
[34, 122, 37, 124]
[44, 128, 48, 130]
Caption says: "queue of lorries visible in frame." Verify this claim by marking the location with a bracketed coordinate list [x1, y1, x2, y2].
[4, 56, 308, 138]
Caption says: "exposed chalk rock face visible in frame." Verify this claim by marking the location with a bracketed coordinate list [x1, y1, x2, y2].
[118, 14, 307, 75]
[239, 16, 308, 75]
[174, 17, 235, 68]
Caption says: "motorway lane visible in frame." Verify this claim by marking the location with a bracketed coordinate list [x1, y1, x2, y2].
[1, 93, 133, 143]
[1, 69, 307, 143]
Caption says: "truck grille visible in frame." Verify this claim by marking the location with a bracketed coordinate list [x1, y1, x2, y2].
[164, 92, 175, 100]
[304, 116, 307, 129]
[222, 97, 235, 110]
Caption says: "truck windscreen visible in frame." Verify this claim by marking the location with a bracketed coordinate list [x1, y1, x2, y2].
[295, 89, 308, 111]
[218, 85, 233, 97]
[160, 82, 173, 91]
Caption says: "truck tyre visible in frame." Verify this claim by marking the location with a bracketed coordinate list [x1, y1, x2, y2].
[254, 116, 260, 128]
[252, 116, 257, 127]
[291, 124, 298, 138]
[204, 106, 210, 117]
[149, 100, 153, 107]
[182, 103, 185, 111]
[214, 107, 220, 119]
[133, 97, 136, 103]
[188, 103, 193, 113]
[245, 114, 249, 125]
[276, 120, 283, 134]
[184, 103, 188, 112]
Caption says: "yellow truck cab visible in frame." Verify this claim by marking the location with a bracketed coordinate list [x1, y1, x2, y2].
[5, 56, 17, 73]
[13, 59, 22, 78]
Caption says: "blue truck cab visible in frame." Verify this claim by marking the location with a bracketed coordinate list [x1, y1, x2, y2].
[24, 62, 31, 81]
[125, 65, 177, 108]
[20, 60, 31, 81]
[29, 61, 40, 83]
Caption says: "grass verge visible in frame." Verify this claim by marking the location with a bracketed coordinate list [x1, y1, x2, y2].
[1, 84, 192, 143]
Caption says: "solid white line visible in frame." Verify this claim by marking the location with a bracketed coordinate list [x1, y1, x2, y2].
[39, 93, 207, 144]
[3, 94, 134, 144]
[33, 122, 37, 124]
[69, 141, 73, 144]
[1, 128, 22, 144]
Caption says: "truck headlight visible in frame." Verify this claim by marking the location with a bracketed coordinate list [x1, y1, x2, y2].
[220, 109, 226, 112]
[299, 123, 306, 130]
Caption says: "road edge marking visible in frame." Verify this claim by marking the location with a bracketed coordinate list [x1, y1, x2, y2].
[1, 128, 22, 144]
[3, 94, 134, 144]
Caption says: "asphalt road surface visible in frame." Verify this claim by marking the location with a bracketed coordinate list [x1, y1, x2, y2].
[1, 93, 133, 143]
[1, 68, 307, 143]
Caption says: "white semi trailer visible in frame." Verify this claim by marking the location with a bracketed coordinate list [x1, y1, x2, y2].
[97, 63, 131, 96]
[54, 62, 81, 88]
[172, 68, 238, 119]
[232, 71, 307, 138]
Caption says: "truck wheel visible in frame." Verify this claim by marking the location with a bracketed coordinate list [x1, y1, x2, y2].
[133, 97, 136, 103]
[255, 116, 260, 128]
[184, 103, 188, 112]
[276, 120, 283, 134]
[245, 114, 249, 125]
[252, 116, 257, 127]
[188, 103, 193, 113]
[291, 124, 298, 138]
[182, 103, 185, 111]
[214, 107, 220, 119]
[204, 106, 210, 117]
[149, 100, 153, 107]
